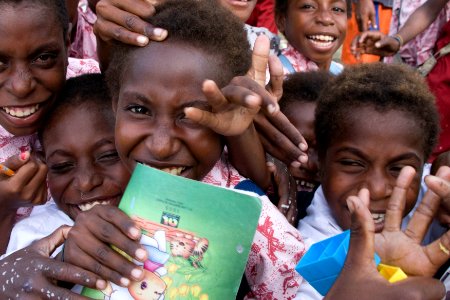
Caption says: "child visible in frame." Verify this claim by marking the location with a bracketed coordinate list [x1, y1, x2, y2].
[297, 62, 449, 298]
[6, 73, 131, 254]
[279, 70, 331, 219]
[0, 0, 100, 254]
[61, 1, 306, 298]
[274, 0, 347, 74]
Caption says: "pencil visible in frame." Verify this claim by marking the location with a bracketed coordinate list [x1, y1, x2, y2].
[0, 164, 15, 177]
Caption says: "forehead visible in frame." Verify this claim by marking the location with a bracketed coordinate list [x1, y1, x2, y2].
[121, 41, 222, 98]
[0, 3, 64, 54]
[329, 106, 425, 159]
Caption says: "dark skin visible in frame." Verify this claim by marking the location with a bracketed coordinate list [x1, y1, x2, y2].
[326, 184, 446, 300]
[0, 226, 106, 299]
[93, 0, 309, 190]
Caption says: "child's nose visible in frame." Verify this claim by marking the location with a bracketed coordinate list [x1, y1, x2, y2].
[146, 124, 180, 161]
[5, 64, 36, 99]
[366, 170, 393, 201]
[74, 169, 103, 194]
[316, 9, 335, 26]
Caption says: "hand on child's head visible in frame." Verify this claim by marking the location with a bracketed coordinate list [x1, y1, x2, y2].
[0, 225, 106, 299]
[63, 205, 148, 287]
[326, 189, 446, 300]
[94, 0, 168, 46]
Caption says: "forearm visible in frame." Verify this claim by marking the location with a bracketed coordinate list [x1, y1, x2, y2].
[227, 123, 271, 190]
[397, 0, 448, 45]
[0, 211, 16, 255]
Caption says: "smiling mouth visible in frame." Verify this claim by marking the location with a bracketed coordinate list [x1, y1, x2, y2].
[371, 212, 385, 225]
[2, 104, 40, 118]
[307, 34, 337, 47]
[296, 179, 318, 192]
[78, 200, 112, 212]
[137, 161, 187, 176]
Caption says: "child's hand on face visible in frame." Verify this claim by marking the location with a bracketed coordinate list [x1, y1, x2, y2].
[252, 36, 308, 169]
[350, 31, 400, 59]
[0, 151, 47, 215]
[62, 205, 148, 287]
[326, 189, 445, 300]
[184, 36, 280, 137]
[374, 166, 450, 277]
[94, 0, 167, 46]
[0, 226, 106, 299]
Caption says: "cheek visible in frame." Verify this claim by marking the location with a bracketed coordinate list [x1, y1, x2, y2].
[188, 130, 223, 175]
[48, 175, 72, 212]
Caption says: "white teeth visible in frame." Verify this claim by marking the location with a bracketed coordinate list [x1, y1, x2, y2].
[160, 167, 185, 176]
[78, 200, 111, 212]
[2, 104, 39, 118]
[371, 213, 385, 224]
[310, 35, 335, 42]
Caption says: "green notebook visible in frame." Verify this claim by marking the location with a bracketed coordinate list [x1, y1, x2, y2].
[82, 163, 262, 300]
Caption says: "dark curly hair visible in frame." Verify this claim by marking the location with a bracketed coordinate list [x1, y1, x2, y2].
[315, 63, 439, 160]
[39, 73, 113, 149]
[279, 70, 332, 112]
[0, 0, 69, 38]
[106, 0, 252, 100]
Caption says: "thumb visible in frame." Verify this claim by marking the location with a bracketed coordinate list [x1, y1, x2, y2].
[345, 188, 377, 268]
[248, 35, 270, 87]
[2, 151, 30, 171]
[375, 36, 391, 48]
[31, 225, 72, 256]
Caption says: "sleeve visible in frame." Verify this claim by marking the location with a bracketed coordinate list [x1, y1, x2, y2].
[245, 195, 306, 299]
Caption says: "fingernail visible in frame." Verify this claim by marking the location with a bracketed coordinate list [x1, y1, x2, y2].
[245, 95, 260, 106]
[299, 154, 308, 164]
[375, 42, 381, 48]
[96, 279, 107, 290]
[153, 28, 166, 38]
[120, 277, 130, 287]
[267, 103, 279, 114]
[291, 161, 301, 168]
[129, 227, 140, 239]
[20, 151, 29, 161]
[347, 197, 355, 213]
[131, 268, 143, 279]
[299, 143, 308, 151]
[136, 35, 149, 46]
[135, 248, 147, 261]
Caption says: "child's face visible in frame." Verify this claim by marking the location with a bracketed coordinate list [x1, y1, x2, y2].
[0, 4, 68, 136]
[321, 106, 425, 232]
[44, 105, 130, 221]
[284, 101, 320, 192]
[277, 0, 346, 69]
[113, 42, 223, 180]
[219, 0, 257, 22]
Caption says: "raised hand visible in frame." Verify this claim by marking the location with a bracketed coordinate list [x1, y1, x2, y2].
[62, 205, 148, 287]
[351, 31, 400, 59]
[0, 226, 106, 299]
[375, 166, 450, 276]
[326, 188, 446, 300]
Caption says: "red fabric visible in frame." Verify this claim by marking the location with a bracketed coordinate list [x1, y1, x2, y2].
[246, 0, 278, 34]
[427, 20, 450, 161]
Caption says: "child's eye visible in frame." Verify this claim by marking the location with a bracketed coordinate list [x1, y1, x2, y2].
[49, 162, 75, 174]
[300, 3, 315, 9]
[0, 59, 8, 72]
[127, 105, 150, 115]
[97, 150, 120, 163]
[332, 6, 346, 13]
[33, 53, 57, 67]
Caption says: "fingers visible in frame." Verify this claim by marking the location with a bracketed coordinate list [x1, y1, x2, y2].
[346, 188, 377, 266]
[94, 0, 167, 45]
[31, 225, 72, 256]
[248, 35, 270, 87]
[267, 55, 284, 101]
[383, 166, 416, 231]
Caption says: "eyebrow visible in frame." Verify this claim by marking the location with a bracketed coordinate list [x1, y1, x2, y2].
[46, 138, 115, 161]
[335, 147, 422, 163]
[122, 91, 212, 111]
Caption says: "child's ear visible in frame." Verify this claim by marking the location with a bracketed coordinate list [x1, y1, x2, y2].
[275, 13, 286, 34]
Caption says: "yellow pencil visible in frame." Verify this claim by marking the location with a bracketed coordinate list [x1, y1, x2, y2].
[0, 164, 15, 177]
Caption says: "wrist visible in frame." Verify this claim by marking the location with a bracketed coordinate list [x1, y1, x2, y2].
[390, 34, 404, 51]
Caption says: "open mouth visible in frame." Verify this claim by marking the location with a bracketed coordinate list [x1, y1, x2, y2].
[78, 200, 112, 212]
[2, 104, 40, 118]
[159, 166, 186, 176]
[296, 179, 319, 192]
[307, 34, 337, 47]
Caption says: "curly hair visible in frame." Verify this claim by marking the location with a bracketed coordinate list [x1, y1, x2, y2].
[279, 70, 332, 112]
[315, 63, 439, 160]
[106, 0, 252, 100]
[39, 73, 113, 148]
[0, 0, 69, 37]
